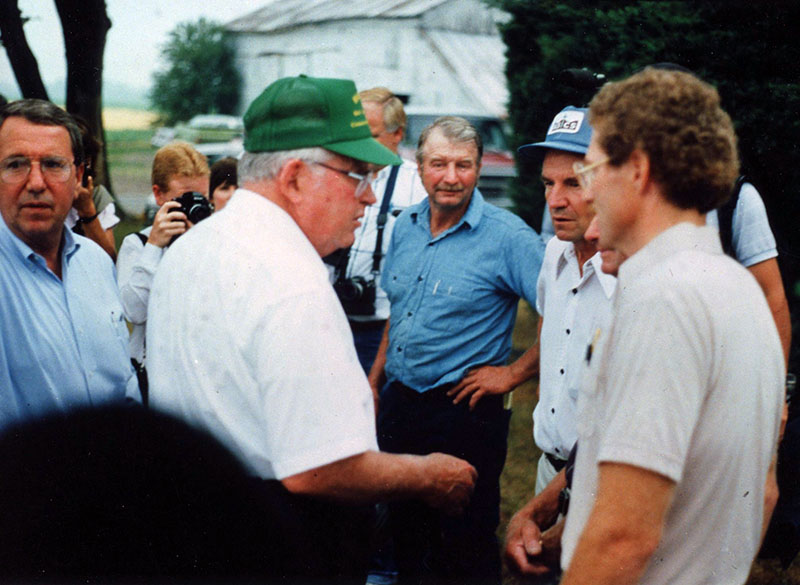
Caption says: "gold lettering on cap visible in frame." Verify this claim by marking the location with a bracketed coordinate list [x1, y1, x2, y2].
[353, 109, 363, 117]
[351, 120, 369, 128]
[352, 93, 360, 104]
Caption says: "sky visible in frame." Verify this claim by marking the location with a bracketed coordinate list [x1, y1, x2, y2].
[0, 0, 263, 98]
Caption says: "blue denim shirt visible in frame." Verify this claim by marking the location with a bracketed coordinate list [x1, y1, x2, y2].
[381, 190, 544, 392]
[0, 219, 139, 429]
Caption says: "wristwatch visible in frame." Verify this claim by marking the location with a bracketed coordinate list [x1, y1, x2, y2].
[76, 212, 99, 224]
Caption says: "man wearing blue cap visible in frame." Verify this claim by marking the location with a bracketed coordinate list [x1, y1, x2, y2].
[147, 76, 476, 581]
[503, 107, 616, 581]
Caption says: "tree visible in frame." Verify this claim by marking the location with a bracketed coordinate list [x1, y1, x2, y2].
[0, 0, 114, 194]
[149, 18, 241, 125]
[493, 0, 800, 372]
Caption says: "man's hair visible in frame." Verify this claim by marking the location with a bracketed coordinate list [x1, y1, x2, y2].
[416, 116, 483, 165]
[589, 68, 739, 213]
[209, 157, 238, 195]
[238, 147, 332, 184]
[358, 87, 406, 133]
[151, 141, 210, 191]
[0, 99, 83, 164]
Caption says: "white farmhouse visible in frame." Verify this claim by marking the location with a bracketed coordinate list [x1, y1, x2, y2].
[225, 0, 510, 117]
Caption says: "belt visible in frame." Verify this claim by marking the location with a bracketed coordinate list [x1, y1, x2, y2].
[348, 319, 387, 332]
[545, 452, 568, 472]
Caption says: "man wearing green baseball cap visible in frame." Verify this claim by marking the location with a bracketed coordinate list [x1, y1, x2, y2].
[146, 75, 477, 582]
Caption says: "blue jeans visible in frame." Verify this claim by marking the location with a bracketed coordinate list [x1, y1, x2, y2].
[350, 321, 385, 374]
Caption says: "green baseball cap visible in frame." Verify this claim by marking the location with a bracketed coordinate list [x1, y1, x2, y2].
[243, 75, 401, 166]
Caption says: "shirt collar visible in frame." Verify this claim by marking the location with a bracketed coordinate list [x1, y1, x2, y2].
[410, 188, 486, 235]
[0, 215, 79, 265]
[618, 222, 722, 285]
[554, 240, 617, 299]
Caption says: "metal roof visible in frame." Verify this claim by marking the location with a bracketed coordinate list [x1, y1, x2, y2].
[424, 29, 508, 117]
[226, 0, 452, 33]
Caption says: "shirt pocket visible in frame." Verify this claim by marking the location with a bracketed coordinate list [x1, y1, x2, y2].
[422, 272, 480, 333]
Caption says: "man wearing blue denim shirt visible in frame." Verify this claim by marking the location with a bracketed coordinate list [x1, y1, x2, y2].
[0, 99, 139, 430]
[369, 116, 545, 584]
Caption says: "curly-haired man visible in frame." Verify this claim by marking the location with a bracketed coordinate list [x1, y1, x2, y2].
[559, 68, 784, 585]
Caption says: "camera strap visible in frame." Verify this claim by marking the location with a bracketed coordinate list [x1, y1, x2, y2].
[371, 163, 400, 274]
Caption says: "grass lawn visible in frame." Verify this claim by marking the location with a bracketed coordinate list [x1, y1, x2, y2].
[103, 129, 798, 585]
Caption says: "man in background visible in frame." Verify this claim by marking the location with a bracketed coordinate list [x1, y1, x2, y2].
[116, 140, 210, 396]
[326, 86, 428, 373]
[370, 116, 545, 584]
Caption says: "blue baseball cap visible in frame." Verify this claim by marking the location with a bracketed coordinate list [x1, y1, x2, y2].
[518, 106, 592, 159]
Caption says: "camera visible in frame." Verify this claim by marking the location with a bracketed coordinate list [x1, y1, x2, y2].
[171, 191, 213, 224]
[333, 276, 376, 316]
[558, 68, 607, 91]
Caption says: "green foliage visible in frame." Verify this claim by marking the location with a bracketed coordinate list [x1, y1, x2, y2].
[493, 0, 800, 373]
[149, 18, 241, 125]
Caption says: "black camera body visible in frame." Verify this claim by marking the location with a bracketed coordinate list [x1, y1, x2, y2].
[172, 191, 213, 224]
[333, 276, 376, 316]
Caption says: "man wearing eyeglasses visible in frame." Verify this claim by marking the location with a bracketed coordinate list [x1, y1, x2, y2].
[0, 99, 139, 429]
[558, 68, 783, 585]
[146, 76, 477, 582]
[368, 116, 545, 584]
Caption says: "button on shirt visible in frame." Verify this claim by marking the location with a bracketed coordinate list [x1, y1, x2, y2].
[342, 159, 428, 322]
[0, 219, 139, 430]
[532, 237, 616, 459]
[382, 190, 544, 392]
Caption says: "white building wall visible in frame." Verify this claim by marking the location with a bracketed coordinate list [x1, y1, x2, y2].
[233, 18, 481, 115]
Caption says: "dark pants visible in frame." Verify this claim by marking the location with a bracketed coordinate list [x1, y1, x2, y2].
[350, 320, 386, 373]
[377, 382, 511, 585]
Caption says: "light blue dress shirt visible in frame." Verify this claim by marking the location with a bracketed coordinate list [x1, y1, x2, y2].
[0, 218, 138, 429]
[381, 190, 545, 391]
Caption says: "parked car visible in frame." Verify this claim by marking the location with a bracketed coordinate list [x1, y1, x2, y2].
[399, 107, 516, 209]
[150, 114, 244, 148]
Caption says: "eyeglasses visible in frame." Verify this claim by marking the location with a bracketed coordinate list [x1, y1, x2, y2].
[0, 156, 74, 184]
[573, 156, 609, 191]
[311, 161, 375, 198]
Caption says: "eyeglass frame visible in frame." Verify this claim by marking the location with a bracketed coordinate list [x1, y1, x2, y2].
[310, 161, 375, 198]
[0, 155, 77, 185]
[573, 156, 609, 191]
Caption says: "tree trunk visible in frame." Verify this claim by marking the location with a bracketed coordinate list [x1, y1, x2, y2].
[54, 0, 116, 203]
[0, 0, 49, 100]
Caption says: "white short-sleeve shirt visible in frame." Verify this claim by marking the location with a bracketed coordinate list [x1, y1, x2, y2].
[706, 181, 777, 267]
[147, 189, 378, 480]
[562, 223, 784, 585]
[533, 237, 616, 458]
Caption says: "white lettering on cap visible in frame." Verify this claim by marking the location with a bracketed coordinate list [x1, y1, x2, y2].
[548, 110, 584, 135]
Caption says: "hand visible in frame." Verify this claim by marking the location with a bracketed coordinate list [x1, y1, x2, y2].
[147, 200, 188, 247]
[420, 452, 477, 516]
[504, 508, 560, 576]
[447, 365, 516, 410]
[73, 175, 96, 216]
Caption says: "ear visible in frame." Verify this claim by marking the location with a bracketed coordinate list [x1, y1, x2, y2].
[275, 158, 307, 206]
[389, 127, 404, 151]
[627, 149, 651, 194]
[153, 184, 168, 206]
[73, 164, 85, 201]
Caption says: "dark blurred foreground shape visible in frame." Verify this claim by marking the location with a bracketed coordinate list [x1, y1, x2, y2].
[0, 405, 370, 584]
